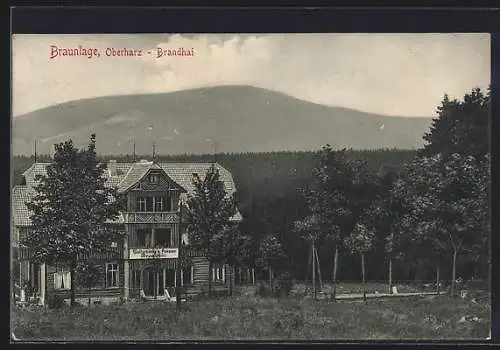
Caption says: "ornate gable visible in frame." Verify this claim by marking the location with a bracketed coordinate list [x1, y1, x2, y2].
[130, 167, 185, 192]
[117, 162, 186, 194]
[132, 169, 177, 192]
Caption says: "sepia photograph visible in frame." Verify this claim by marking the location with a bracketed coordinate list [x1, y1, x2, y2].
[11, 33, 491, 341]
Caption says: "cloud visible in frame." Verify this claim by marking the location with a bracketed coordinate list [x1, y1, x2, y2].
[12, 33, 490, 117]
[139, 34, 277, 91]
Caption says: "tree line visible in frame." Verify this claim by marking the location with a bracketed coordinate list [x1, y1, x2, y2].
[287, 87, 490, 298]
[14, 87, 490, 303]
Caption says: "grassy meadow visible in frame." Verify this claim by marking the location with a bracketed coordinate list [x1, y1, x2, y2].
[12, 288, 490, 341]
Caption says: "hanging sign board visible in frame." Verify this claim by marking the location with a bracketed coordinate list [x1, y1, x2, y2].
[129, 248, 178, 259]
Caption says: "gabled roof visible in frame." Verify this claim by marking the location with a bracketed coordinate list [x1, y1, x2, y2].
[11, 184, 125, 226]
[14, 161, 242, 226]
[116, 161, 186, 194]
[22, 161, 237, 196]
[11, 185, 35, 226]
[159, 162, 236, 195]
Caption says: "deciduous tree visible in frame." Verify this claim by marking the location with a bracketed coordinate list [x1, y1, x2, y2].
[24, 134, 124, 307]
[185, 164, 237, 297]
[344, 222, 376, 301]
[256, 234, 287, 288]
[401, 153, 489, 295]
[301, 145, 380, 298]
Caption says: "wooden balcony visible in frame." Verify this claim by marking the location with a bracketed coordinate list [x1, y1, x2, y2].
[122, 212, 180, 224]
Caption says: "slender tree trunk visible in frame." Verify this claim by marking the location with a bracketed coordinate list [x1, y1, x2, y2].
[489, 257, 492, 293]
[208, 260, 212, 297]
[361, 253, 366, 302]
[314, 246, 323, 291]
[305, 243, 313, 296]
[332, 245, 338, 300]
[70, 260, 77, 307]
[436, 264, 440, 295]
[312, 241, 316, 300]
[229, 265, 233, 296]
[176, 262, 182, 310]
[88, 282, 91, 306]
[154, 264, 157, 300]
[268, 267, 272, 288]
[451, 248, 458, 297]
[388, 256, 393, 294]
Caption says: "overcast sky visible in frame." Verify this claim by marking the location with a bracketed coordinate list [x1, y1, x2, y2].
[12, 33, 490, 117]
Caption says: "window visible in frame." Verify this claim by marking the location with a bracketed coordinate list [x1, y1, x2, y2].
[154, 196, 165, 212]
[136, 197, 147, 212]
[155, 196, 164, 212]
[220, 266, 225, 282]
[166, 195, 173, 211]
[134, 196, 175, 213]
[182, 266, 194, 286]
[137, 229, 152, 247]
[146, 197, 154, 212]
[212, 266, 225, 282]
[155, 228, 172, 248]
[131, 270, 141, 289]
[149, 174, 159, 183]
[181, 232, 189, 246]
[106, 263, 119, 288]
[54, 271, 71, 290]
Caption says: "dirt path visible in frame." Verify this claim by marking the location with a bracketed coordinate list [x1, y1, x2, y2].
[321, 291, 445, 301]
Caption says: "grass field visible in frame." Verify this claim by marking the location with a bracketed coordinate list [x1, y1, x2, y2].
[291, 282, 425, 296]
[12, 291, 490, 341]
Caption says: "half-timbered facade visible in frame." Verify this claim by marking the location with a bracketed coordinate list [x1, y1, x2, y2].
[11, 160, 242, 305]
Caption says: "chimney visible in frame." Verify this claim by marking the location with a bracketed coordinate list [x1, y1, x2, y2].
[108, 160, 117, 176]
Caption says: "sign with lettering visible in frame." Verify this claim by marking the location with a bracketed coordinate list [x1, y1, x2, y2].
[129, 248, 178, 259]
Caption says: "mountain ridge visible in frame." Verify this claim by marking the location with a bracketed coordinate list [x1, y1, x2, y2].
[12, 85, 434, 155]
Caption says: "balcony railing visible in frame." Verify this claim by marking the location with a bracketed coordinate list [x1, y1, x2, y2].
[18, 246, 123, 260]
[123, 212, 180, 224]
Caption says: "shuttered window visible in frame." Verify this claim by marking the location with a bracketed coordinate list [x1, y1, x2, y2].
[54, 271, 71, 290]
[106, 263, 119, 288]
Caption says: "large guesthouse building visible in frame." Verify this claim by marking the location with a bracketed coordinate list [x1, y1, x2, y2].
[11, 159, 245, 305]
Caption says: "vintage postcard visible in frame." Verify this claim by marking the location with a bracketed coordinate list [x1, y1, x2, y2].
[11, 33, 491, 341]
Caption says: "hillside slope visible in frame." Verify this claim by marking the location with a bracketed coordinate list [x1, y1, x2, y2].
[12, 85, 433, 155]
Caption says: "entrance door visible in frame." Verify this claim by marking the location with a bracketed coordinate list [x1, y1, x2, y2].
[143, 267, 165, 298]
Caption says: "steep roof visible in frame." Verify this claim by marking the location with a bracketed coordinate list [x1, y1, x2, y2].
[22, 161, 237, 196]
[11, 185, 35, 226]
[11, 184, 125, 226]
[14, 161, 242, 226]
